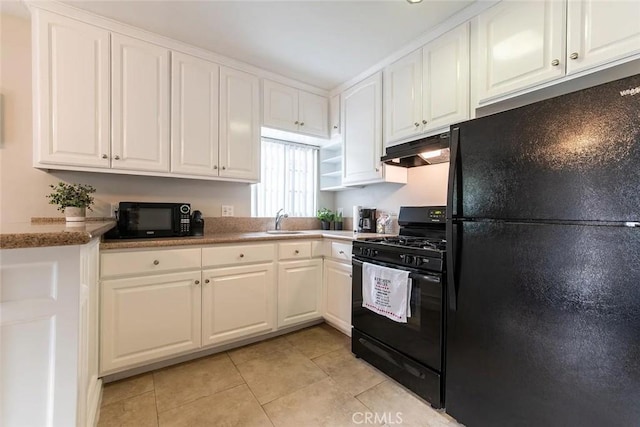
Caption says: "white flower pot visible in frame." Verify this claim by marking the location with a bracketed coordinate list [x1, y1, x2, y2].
[65, 206, 86, 223]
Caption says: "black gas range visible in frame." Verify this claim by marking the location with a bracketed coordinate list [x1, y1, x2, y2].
[352, 206, 447, 408]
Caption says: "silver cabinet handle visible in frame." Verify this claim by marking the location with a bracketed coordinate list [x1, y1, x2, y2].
[294, 121, 299, 125]
[213, 165, 218, 169]
[333, 125, 338, 129]
[422, 119, 428, 125]
[414, 122, 420, 127]
[102, 154, 108, 159]
[570, 52, 579, 60]
[194, 280, 200, 285]
[339, 250, 344, 254]
[239, 253, 244, 258]
[375, 168, 380, 172]
[349, 274, 352, 278]
[114, 155, 120, 160]
[551, 59, 560, 66]
[153, 260, 159, 265]
[300, 122, 304, 126]
[222, 166, 226, 170]
[205, 279, 210, 284]
[295, 249, 300, 254]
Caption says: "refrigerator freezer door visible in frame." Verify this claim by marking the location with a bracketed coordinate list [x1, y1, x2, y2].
[450, 74, 640, 222]
[445, 221, 640, 427]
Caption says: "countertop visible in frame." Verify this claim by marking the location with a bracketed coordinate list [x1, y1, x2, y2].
[100, 230, 391, 250]
[0, 221, 116, 249]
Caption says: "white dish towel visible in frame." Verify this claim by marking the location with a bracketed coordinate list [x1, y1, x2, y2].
[362, 262, 412, 323]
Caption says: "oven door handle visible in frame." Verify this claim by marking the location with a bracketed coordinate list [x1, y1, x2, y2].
[353, 258, 441, 283]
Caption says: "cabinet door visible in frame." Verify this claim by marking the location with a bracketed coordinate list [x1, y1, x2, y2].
[567, 0, 640, 75]
[476, 0, 566, 102]
[101, 271, 201, 373]
[171, 52, 220, 176]
[323, 260, 352, 336]
[202, 263, 275, 346]
[342, 71, 383, 185]
[278, 259, 323, 328]
[423, 23, 469, 132]
[298, 90, 329, 137]
[329, 94, 341, 137]
[219, 66, 260, 180]
[34, 10, 110, 168]
[384, 49, 423, 145]
[112, 34, 170, 172]
[263, 79, 299, 132]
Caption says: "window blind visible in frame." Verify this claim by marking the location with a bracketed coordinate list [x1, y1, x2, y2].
[252, 139, 318, 217]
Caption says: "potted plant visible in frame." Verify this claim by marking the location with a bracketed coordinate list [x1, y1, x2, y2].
[317, 208, 334, 230]
[334, 210, 344, 230]
[47, 182, 96, 223]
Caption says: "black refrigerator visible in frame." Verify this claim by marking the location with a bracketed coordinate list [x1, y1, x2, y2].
[445, 74, 640, 426]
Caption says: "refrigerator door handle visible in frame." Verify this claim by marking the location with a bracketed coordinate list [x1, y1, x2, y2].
[447, 126, 461, 218]
[446, 220, 459, 312]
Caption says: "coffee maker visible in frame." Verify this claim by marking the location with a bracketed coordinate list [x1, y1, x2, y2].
[358, 207, 376, 233]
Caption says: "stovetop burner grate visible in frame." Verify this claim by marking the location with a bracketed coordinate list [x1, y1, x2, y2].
[365, 236, 447, 252]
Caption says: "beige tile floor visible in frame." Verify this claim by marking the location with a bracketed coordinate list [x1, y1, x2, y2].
[97, 323, 460, 427]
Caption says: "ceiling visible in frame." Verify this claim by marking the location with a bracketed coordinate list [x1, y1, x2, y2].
[50, 0, 474, 90]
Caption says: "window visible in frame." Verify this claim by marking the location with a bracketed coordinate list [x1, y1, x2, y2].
[251, 138, 318, 217]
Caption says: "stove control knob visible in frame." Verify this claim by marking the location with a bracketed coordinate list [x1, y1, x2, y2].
[417, 258, 430, 266]
[372, 250, 378, 257]
[405, 255, 414, 265]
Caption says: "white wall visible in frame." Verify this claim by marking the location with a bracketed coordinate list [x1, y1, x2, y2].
[334, 163, 449, 217]
[0, 13, 306, 223]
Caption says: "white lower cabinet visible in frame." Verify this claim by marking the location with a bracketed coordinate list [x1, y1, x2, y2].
[322, 259, 353, 336]
[100, 270, 202, 373]
[1, 240, 101, 427]
[202, 263, 276, 346]
[277, 259, 323, 328]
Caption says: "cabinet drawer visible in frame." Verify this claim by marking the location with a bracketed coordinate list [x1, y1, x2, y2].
[202, 243, 275, 267]
[101, 248, 201, 278]
[331, 241, 352, 262]
[278, 241, 312, 260]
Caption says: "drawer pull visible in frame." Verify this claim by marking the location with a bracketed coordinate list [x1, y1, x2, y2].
[339, 250, 345, 254]
[194, 280, 200, 285]
[205, 279, 210, 284]
[295, 250, 300, 254]
[153, 260, 160, 265]
[239, 253, 245, 258]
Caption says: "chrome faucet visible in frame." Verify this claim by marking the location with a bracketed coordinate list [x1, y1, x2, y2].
[275, 208, 288, 230]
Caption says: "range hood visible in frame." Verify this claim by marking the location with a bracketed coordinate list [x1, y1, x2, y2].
[381, 131, 450, 167]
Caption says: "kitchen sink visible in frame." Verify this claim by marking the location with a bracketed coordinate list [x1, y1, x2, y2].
[266, 230, 304, 234]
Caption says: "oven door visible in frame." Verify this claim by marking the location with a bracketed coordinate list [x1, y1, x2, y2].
[352, 257, 443, 371]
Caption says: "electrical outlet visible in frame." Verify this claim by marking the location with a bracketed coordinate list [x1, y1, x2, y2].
[110, 203, 118, 218]
[221, 205, 234, 217]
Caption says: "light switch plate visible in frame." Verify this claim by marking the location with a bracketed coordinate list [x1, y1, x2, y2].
[221, 205, 234, 217]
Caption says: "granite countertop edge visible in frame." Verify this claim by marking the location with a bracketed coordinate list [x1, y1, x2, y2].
[100, 230, 392, 250]
[0, 221, 116, 250]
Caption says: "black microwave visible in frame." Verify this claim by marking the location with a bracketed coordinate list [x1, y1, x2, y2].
[112, 202, 191, 238]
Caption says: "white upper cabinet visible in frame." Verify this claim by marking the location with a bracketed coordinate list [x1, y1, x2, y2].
[219, 66, 260, 180]
[566, 0, 640, 75]
[385, 49, 424, 144]
[476, 0, 640, 104]
[423, 23, 469, 131]
[112, 34, 170, 172]
[476, 0, 566, 103]
[33, 10, 111, 168]
[263, 79, 329, 138]
[171, 52, 220, 176]
[342, 72, 383, 185]
[329, 94, 341, 137]
[385, 23, 469, 146]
